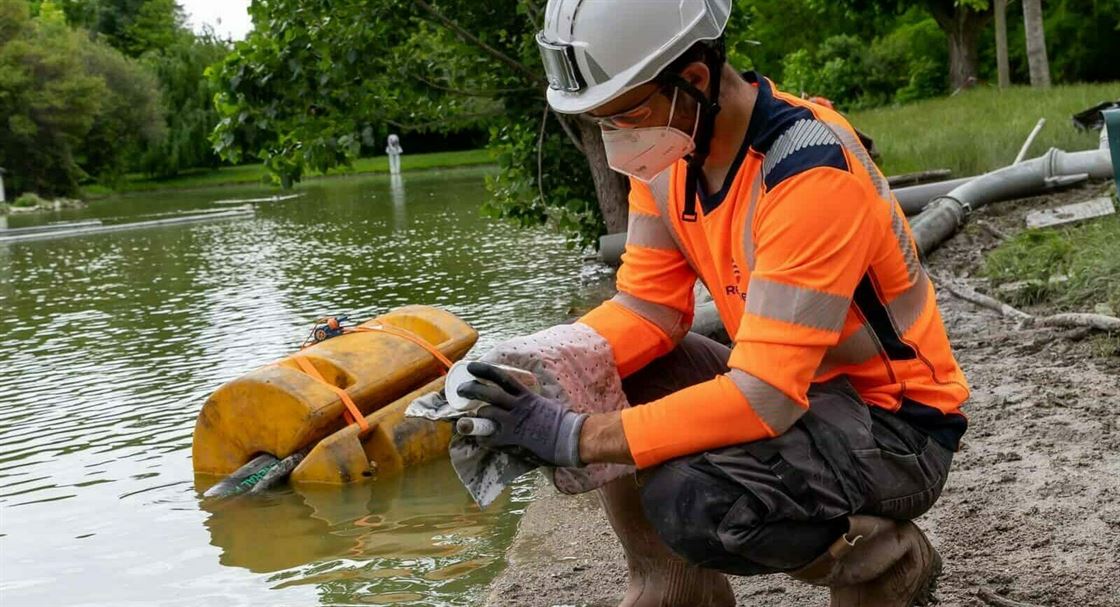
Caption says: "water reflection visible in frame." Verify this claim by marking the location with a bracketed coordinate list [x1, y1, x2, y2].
[390, 173, 407, 232]
[201, 460, 511, 580]
[0, 168, 599, 606]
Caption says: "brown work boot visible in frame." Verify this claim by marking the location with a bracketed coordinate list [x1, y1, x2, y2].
[789, 515, 942, 607]
[598, 475, 735, 607]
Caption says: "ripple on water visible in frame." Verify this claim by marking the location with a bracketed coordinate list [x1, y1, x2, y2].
[0, 171, 591, 606]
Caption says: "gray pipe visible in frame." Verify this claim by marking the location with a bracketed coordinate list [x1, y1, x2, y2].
[910, 138, 1113, 256]
[598, 232, 626, 268]
[600, 178, 966, 265]
[894, 177, 974, 215]
[606, 133, 1115, 341]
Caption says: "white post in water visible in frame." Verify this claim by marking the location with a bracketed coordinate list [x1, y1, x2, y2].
[386, 134, 403, 176]
[0, 167, 6, 203]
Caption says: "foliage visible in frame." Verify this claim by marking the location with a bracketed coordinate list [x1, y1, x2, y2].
[977, 0, 1120, 86]
[13, 192, 44, 207]
[0, 0, 165, 196]
[485, 114, 602, 249]
[54, 0, 187, 58]
[209, 0, 467, 184]
[779, 13, 947, 109]
[983, 211, 1120, 315]
[0, 0, 105, 196]
[77, 39, 166, 185]
[209, 0, 608, 243]
[137, 29, 229, 177]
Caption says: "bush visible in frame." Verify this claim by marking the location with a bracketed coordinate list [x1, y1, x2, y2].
[13, 192, 44, 207]
[778, 16, 948, 110]
[484, 112, 603, 250]
[79, 39, 166, 186]
[0, 0, 165, 196]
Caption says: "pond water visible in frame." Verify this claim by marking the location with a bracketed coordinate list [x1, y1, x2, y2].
[0, 169, 609, 606]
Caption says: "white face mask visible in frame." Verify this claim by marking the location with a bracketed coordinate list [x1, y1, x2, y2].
[600, 88, 697, 183]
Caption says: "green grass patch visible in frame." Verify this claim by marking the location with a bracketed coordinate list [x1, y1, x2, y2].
[982, 201, 1120, 316]
[114, 148, 494, 193]
[849, 82, 1116, 177]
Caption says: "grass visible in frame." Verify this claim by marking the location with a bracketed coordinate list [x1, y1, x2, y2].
[848, 82, 1117, 177]
[982, 191, 1120, 318]
[112, 148, 494, 194]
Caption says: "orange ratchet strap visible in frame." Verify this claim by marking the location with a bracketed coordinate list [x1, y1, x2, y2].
[345, 324, 454, 372]
[291, 356, 370, 433]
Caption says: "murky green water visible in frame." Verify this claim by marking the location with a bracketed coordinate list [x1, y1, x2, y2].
[0, 169, 609, 606]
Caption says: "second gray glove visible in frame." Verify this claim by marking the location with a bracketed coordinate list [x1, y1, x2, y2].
[455, 361, 587, 468]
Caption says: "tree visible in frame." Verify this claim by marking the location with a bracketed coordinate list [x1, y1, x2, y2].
[210, 0, 627, 246]
[0, 0, 165, 196]
[0, 0, 105, 196]
[826, 0, 992, 90]
[138, 29, 229, 176]
[78, 35, 166, 183]
[993, 0, 1011, 87]
[918, 0, 992, 90]
[1020, 0, 1050, 87]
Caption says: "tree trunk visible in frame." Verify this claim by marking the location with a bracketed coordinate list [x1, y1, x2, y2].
[994, 0, 1011, 88]
[1022, 0, 1051, 87]
[927, 1, 992, 91]
[573, 117, 629, 234]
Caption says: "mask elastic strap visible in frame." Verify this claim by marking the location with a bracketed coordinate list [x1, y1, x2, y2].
[665, 88, 681, 133]
[661, 40, 725, 223]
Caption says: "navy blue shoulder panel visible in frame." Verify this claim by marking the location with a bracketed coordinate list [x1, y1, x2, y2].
[743, 73, 850, 191]
[763, 132, 850, 191]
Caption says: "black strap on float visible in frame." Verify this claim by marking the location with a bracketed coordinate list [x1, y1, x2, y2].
[660, 39, 726, 223]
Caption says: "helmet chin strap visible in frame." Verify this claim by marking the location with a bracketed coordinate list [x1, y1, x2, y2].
[660, 40, 725, 222]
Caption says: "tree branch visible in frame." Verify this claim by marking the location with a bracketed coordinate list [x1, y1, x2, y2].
[404, 70, 538, 97]
[537, 103, 549, 205]
[936, 275, 1120, 332]
[937, 276, 1033, 321]
[552, 111, 586, 154]
[411, 0, 546, 86]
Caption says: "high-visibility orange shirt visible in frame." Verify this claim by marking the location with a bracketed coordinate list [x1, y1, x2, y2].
[580, 73, 969, 469]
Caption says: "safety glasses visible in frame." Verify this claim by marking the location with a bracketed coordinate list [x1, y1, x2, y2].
[589, 85, 668, 129]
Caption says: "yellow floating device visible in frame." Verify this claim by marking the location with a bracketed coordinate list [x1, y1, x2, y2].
[192, 305, 476, 482]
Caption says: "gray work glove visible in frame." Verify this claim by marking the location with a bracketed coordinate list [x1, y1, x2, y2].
[456, 361, 587, 468]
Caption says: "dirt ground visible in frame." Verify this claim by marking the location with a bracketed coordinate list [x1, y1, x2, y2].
[484, 185, 1120, 607]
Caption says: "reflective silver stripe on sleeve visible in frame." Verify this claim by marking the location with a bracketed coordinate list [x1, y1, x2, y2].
[891, 210, 924, 283]
[727, 369, 806, 433]
[824, 122, 923, 282]
[741, 173, 763, 272]
[823, 123, 890, 199]
[611, 292, 690, 343]
[761, 119, 841, 183]
[746, 276, 850, 333]
[816, 275, 931, 374]
[647, 170, 700, 274]
[823, 121, 931, 342]
[626, 211, 678, 251]
[817, 324, 880, 375]
[886, 272, 930, 336]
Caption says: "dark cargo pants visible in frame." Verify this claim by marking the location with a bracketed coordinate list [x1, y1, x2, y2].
[623, 333, 954, 576]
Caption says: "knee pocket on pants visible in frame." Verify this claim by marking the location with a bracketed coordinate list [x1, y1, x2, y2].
[638, 460, 748, 569]
[855, 440, 951, 519]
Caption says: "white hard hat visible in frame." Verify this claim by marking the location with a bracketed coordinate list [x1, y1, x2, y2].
[538, 0, 732, 114]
